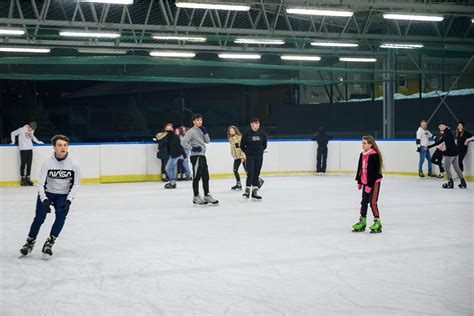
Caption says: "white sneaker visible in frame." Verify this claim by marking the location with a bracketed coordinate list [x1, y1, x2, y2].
[204, 194, 219, 205]
[193, 195, 208, 205]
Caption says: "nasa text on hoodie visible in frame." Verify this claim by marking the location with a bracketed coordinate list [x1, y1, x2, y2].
[10, 125, 43, 150]
[38, 153, 81, 202]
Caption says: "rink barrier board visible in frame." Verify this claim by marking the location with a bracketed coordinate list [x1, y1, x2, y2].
[1, 140, 472, 186]
[2, 172, 471, 187]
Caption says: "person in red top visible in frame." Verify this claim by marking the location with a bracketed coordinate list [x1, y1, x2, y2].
[352, 136, 384, 233]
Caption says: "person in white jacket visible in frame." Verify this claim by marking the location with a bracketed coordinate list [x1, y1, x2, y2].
[10, 122, 44, 186]
[416, 120, 435, 177]
[19, 134, 81, 258]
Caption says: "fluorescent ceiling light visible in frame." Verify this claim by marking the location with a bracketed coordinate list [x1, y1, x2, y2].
[280, 55, 321, 61]
[311, 42, 358, 48]
[60, 30, 120, 38]
[339, 57, 377, 63]
[472, 18, 474, 23]
[234, 38, 285, 45]
[380, 43, 423, 49]
[153, 34, 206, 42]
[0, 47, 50, 53]
[383, 13, 443, 22]
[218, 53, 261, 59]
[149, 51, 196, 58]
[77, 48, 128, 54]
[0, 27, 25, 36]
[77, 0, 133, 4]
[286, 7, 353, 17]
[175, 2, 250, 11]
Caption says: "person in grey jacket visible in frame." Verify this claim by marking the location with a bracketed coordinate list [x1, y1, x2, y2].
[181, 114, 219, 205]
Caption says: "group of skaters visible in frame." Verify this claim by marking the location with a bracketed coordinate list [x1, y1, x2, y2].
[155, 115, 267, 205]
[416, 120, 472, 189]
[9, 116, 472, 258]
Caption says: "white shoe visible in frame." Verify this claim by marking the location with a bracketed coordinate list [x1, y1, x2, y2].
[193, 195, 208, 205]
[204, 194, 219, 205]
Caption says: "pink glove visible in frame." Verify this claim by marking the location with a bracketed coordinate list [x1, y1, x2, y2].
[364, 186, 372, 194]
[357, 184, 362, 190]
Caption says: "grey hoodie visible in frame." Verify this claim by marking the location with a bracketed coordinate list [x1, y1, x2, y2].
[181, 127, 210, 156]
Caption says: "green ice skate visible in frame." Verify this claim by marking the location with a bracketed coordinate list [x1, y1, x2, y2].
[369, 218, 382, 233]
[352, 217, 366, 232]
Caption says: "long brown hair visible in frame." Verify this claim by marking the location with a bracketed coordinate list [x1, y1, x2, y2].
[362, 135, 384, 172]
[456, 122, 465, 138]
[227, 125, 241, 139]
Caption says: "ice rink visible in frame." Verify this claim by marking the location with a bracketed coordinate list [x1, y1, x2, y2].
[1, 175, 473, 315]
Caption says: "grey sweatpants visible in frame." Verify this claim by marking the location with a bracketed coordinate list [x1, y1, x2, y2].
[444, 156, 464, 180]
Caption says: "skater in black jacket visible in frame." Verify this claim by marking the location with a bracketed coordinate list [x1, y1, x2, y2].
[240, 118, 267, 200]
[428, 121, 466, 189]
[312, 127, 332, 175]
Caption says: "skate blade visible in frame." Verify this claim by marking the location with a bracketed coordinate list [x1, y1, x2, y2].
[352, 229, 365, 233]
[42, 253, 52, 260]
[251, 198, 262, 201]
[370, 230, 382, 234]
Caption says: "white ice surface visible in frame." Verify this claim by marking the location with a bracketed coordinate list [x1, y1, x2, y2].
[1, 175, 473, 315]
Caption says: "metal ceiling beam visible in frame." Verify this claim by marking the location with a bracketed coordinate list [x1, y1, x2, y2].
[2, 18, 473, 44]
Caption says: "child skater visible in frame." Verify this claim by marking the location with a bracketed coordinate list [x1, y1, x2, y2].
[352, 136, 383, 233]
[19, 134, 81, 258]
[227, 125, 246, 190]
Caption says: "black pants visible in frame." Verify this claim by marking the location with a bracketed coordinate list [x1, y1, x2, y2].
[160, 158, 169, 175]
[233, 159, 247, 182]
[177, 159, 184, 175]
[431, 149, 445, 173]
[20, 150, 33, 177]
[360, 182, 381, 218]
[458, 150, 467, 172]
[246, 156, 263, 188]
[191, 155, 209, 196]
[316, 146, 328, 172]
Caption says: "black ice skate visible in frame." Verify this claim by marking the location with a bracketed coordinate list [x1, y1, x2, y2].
[459, 178, 467, 189]
[251, 188, 262, 200]
[20, 177, 27, 186]
[25, 176, 34, 186]
[20, 237, 36, 256]
[442, 179, 454, 189]
[42, 236, 56, 259]
[418, 171, 425, 178]
[231, 182, 242, 190]
[243, 187, 250, 199]
[257, 178, 264, 189]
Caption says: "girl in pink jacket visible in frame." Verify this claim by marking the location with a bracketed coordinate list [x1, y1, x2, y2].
[353, 136, 384, 233]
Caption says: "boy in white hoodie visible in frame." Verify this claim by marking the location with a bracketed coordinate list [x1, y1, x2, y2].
[19, 134, 81, 258]
[416, 120, 435, 177]
[10, 122, 44, 186]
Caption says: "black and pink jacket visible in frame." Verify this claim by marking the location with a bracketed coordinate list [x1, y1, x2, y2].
[355, 149, 383, 189]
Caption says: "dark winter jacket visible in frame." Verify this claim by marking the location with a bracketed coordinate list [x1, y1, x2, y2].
[157, 131, 184, 159]
[355, 151, 383, 188]
[240, 129, 267, 157]
[312, 129, 332, 147]
[428, 127, 458, 156]
[456, 130, 472, 153]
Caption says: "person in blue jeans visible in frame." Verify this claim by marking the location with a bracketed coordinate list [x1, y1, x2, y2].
[416, 120, 435, 177]
[156, 123, 185, 189]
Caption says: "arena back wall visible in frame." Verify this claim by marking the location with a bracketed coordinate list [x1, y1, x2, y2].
[0, 140, 473, 186]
